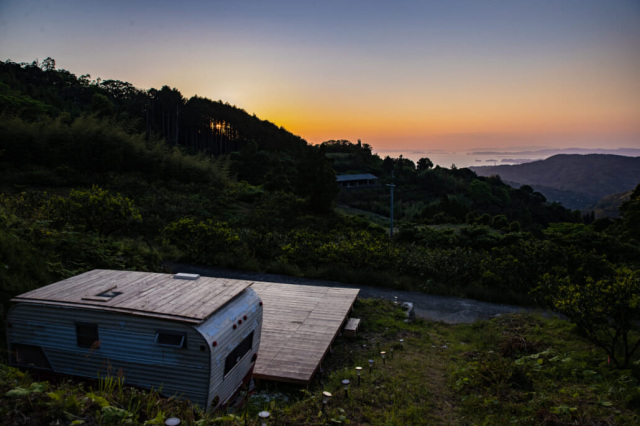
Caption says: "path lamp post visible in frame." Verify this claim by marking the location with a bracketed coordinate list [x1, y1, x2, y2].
[342, 379, 351, 398]
[258, 411, 270, 426]
[381, 351, 386, 365]
[322, 391, 332, 413]
[368, 359, 374, 373]
[399, 339, 404, 350]
[355, 366, 362, 387]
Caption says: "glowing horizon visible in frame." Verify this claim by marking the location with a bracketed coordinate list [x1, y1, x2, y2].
[1, 0, 638, 153]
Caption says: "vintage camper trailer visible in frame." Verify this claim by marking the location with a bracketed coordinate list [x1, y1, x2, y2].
[6, 269, 263, 410]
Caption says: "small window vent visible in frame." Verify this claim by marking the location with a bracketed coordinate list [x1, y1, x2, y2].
[156, 331, 187, 348]
[173, 273, 200, 280]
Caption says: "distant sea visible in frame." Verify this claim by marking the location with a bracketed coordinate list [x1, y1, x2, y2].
[374, 147, 640, 169]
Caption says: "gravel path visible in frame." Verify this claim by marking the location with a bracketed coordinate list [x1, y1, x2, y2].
[167, 262, 547, 324]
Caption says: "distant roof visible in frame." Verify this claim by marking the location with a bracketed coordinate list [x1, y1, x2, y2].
[336, 173, 378, 182]
[12, 269, 253, 324]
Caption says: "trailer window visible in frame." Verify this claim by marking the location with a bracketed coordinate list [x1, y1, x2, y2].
[224, 331, 254, 377]
[12, 344, 52, 369]
[156, 331, 186, 348]
[76, 323, 99, 349]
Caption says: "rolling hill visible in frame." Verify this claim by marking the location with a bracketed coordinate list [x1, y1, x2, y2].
[470, 154, 640, 211]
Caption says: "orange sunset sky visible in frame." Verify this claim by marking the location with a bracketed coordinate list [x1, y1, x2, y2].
[1, 0, 639, 155]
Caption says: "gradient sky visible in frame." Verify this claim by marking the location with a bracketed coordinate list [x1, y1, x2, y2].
[1, 0, 639, 153]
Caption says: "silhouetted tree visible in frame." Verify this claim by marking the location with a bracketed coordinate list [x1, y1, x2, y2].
[382, 156, 394, 173]
[417, 157, 433, 171]
[41, 57, 56, 72]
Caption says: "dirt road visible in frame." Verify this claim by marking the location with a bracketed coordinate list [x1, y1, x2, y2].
[167, 263, 545, 324]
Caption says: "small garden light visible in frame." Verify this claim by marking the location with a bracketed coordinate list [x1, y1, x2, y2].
[342, 379, 351, 398]
[258, 411, 270, 426]
[368, 358, 374, 373]
[390, 346, 394, 359]
[399, 339, 404, 350]
[381, 351, 386, 365]
[322, 391, 332, 413]
[355, 366, 362, 387]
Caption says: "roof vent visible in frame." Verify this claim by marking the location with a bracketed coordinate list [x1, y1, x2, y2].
[173, 273, 200, 280]
[82, 285, 121, 302]
[98, 290, 123, 298]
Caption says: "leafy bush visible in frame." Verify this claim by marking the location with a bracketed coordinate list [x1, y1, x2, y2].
[534, 268, 640, 368]
[45, 186, 142, 235]
[163, 218, 244, 264]
[0, 191, 161, 303]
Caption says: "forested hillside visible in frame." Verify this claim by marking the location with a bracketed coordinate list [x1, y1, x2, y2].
[1, 57, 639, 320]
[470, 154, 640, 210]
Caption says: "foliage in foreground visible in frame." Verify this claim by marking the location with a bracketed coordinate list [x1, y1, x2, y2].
[450, 315, 640, 425]
[534, 268, 640, 368]
[0, 366, 214, 425]
[267, 303, 640, 425]
[2, 301, 639, 425]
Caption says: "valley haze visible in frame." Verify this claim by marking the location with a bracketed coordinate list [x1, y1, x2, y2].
[375, 147, 640, 169]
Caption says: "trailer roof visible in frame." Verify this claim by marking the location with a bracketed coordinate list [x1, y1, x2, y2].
[11, 270, 252, 324]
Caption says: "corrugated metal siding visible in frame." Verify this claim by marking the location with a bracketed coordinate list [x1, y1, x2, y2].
[7, 304, 211, 407]
[196, 287, 263, 409]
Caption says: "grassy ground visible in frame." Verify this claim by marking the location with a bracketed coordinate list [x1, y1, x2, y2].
[2, 299, 639, 425]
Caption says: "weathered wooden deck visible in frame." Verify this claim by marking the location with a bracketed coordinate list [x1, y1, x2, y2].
[250, 281, 360, 385]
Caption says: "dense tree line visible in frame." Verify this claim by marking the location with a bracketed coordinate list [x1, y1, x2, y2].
[0, 59, 307, 155]
[0, 58, 337, 210]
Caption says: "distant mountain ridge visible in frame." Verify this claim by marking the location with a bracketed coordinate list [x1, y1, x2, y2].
[469, 148, 640, 157]
[470, 154, 640, 211]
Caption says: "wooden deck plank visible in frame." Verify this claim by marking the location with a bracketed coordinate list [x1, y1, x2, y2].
[117, 277, 197, 311]
[252, 282, 359, 385]
[25, 270, 121, 300]
[186, 281, 252, 319]
[145, 278, 232, 311]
